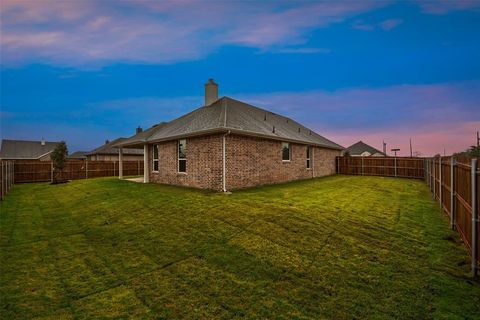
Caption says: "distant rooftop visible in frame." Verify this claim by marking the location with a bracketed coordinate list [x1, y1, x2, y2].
[0, 139, 60, 160]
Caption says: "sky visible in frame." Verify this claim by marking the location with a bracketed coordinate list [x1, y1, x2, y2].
[1, 0, 479, 156]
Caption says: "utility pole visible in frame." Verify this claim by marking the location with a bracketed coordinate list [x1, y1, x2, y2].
[409, 138, 413, 158]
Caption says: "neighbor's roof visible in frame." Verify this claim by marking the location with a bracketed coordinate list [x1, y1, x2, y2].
[0, 139, 60, 160]
[113, 122, 168, 148]
[117, 97, 343, 150]
[344, 141, 385, 156]
[67, 151, 88, 159]
[85, 138, 144, 156]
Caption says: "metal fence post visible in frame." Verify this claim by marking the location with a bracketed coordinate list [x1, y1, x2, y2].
[451, 156, 456, 229]
[394, 156, 397, 177]
[433, 158, 436, 199]
[471, 158, 478, 277]
[439, 157, 442, 209]
[361, 157, 364, 175]
[50, 162, 53, 183]
[85, 160, 88, 179]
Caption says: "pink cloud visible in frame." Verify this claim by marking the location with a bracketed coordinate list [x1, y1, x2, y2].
[417, 0, 480, 14]
[237, 82, 479, 157]
[379, 19, 403, 30]
[0, 0, 387, 67]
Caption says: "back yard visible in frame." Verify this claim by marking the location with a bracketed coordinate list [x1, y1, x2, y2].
[1, 176, 479, 319]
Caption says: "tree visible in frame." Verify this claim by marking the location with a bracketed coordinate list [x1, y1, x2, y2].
[51, 141, 68, 184]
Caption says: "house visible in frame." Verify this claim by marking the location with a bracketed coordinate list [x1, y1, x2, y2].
[0, 139, 60, 161]
[115, 79, 343, 191]
[342, 141, 386, 157]
[85, 137, 143, 161]
[67, 151, 88, 160]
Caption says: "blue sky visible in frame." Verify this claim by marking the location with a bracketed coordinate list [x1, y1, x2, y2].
[1, 0, 479, 156]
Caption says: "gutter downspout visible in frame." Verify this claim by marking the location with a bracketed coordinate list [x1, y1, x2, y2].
[222, 130, 231, 192]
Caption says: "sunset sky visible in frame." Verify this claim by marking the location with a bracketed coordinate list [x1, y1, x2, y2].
[1, 0, 479, 156]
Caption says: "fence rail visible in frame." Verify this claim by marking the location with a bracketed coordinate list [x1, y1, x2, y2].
[0, 161, 14, 200]
[427, 156, 479, 276]
[336, 156, 425, 179]
[13, 160, 144, 183]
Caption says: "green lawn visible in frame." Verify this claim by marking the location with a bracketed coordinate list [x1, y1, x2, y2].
[1, 176, 479, 319]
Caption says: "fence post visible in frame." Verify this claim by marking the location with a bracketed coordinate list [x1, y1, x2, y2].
[451, 156, 456, 230]
[433, 158, 436, 199]
[85, 160, 88, 179]
[6, 162, 9, 191]
[439, 157, 442, 209]
[471, 158, 478, 277]
[361, 156, 364, 175]
[394, 156, 397, 177]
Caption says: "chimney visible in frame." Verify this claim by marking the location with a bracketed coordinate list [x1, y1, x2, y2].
[204, 78, 218, 106]
[136, 126, 143, 134]
[105, 139, 109, 145]
[41, 138, 45, 146]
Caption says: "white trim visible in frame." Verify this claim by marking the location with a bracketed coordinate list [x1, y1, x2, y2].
[143, 144, 149, 183]
[222, 131, 231, 192]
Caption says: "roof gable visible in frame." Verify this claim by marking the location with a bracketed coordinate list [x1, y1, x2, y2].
[344, 141, 385, 156]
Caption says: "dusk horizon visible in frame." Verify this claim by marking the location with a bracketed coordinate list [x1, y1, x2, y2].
[1, 0, 479, 156]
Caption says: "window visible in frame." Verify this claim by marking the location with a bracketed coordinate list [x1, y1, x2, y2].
[306, 146, 312, 169]
[178, 139, 186, 173]
[282, 142, 290, 161]
[152, 145, 159, 172]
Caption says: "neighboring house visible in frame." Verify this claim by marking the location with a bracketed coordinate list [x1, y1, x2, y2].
[0, 139, 60, 161]
[85, 137, 143, 161]
[115, 79, 343, 191]
[67, 151, 88, 160]
[342, 141, 386, 157]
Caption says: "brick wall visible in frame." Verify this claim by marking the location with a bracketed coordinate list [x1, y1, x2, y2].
[149, 134, 224, 190]
[226, 134, 340, 190]
[147, 133, 340, 191]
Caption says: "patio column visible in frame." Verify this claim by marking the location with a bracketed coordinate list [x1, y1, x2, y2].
[143, 144, 149, 183]
[118, 148, 123, 179]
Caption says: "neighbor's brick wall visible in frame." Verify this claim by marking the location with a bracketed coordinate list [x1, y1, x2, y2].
[149, 134, 224, 190]
[226, 134, 340, 190]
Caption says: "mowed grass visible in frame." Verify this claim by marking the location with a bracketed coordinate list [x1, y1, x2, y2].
[1, 175, 479, 319]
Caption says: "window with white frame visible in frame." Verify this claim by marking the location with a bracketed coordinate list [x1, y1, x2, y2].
[178, 139, 186, 173]
[282, 142, 291, 161]
[152, 145, 159, 172]
[306, 146, 312, 169]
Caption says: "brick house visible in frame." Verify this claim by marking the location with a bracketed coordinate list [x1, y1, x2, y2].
[115, 80, 343, 191]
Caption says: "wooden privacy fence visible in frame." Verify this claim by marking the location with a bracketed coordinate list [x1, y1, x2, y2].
[0, 161, 14, 200]
[13, 160, 144, 183]
[336, 156, 425, 179]
[426, 156, 479, 276]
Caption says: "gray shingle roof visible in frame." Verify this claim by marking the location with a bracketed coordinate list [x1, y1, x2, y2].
[118, 97, 343, 150]
[86, 138, 144, 156]
[343, 141, 385, 156]
[0, 139, 60, 160]
[67, 151, 88, 159]
[113, 122, 168, 148]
